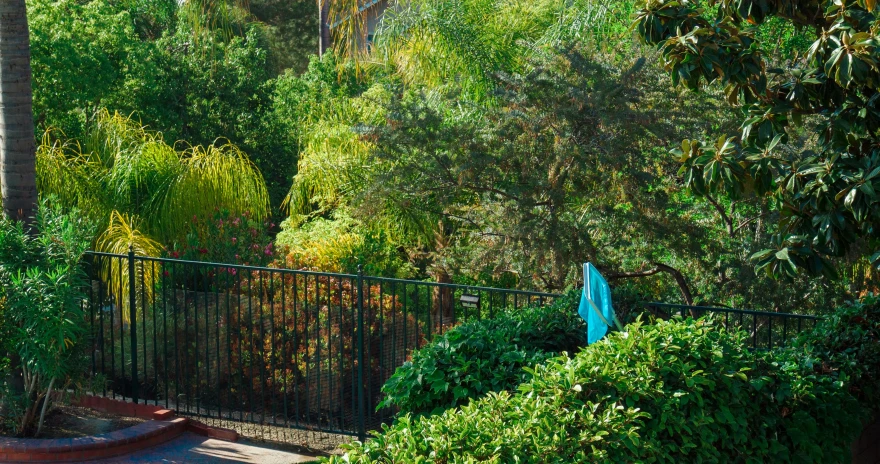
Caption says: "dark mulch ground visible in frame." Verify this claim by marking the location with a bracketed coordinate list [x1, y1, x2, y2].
[34, 405, 145, 438]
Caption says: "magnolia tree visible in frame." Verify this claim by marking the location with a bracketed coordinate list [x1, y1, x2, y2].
[634, 0, 880, 277]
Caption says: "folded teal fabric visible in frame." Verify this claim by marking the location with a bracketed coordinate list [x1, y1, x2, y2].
[578, 262, 614, 344]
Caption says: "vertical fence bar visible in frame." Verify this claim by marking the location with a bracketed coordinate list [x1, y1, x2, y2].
[128, 247, 139, 404]
[782, 317, 788, 347]
[88, 267, 95, 384]
[163, 261, 169, 408]
[141, 260, 147, 402]
[357, 265, 366, 442]
[152, 261, 158, 405]
[98, 258, 106, 397]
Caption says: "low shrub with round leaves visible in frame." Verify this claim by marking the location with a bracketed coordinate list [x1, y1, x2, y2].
[377, 290, 585, 417]
[329, 315, 867, 463]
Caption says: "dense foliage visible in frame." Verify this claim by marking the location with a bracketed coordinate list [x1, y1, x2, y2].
[275, 210, 415, 276]
[378, 291, 584, 416]
[24, 0, 878, 314]
[0, 201, 96, 436]
[328, 301, 880, 463]
[28, 0, 295, 205]
[168, 209, 276, 266]
[634, 0, 880, 278]
[275, 0, 875, 310]
[38, 110, 269, 253]
[793, 295, 880, 409]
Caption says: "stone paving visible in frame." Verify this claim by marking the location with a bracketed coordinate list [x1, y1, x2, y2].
[86, 432, 324, 464]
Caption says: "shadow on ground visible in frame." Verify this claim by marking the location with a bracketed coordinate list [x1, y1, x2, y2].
[90, 432, 325, 463]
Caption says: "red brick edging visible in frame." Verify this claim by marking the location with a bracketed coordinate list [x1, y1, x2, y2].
[0, 395, 238, 462]
[73, 395, 239, 441]
[0, 417, 186, 462]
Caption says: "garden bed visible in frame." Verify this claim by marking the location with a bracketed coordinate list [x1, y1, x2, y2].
[33, 405, 145, 439]
[0, 396, 239, 462]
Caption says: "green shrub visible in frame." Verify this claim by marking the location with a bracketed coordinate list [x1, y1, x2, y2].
[793, 295, 880, 411]
[0, 200, 96, 436]
[330, 316, 866, 463]
[377, 291, 584, 417]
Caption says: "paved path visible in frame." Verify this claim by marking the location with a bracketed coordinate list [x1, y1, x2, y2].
[87, 432, 324, 463]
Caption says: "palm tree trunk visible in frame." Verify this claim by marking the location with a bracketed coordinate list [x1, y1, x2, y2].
[0, 0, 38, 223]
[0, 0, 37, 416]
[319, 0, 331, 56]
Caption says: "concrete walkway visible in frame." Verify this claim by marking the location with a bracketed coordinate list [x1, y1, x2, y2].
[87, 432, 324, 463]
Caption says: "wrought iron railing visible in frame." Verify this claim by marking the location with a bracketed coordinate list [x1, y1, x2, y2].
[82, 250, 825, 441]
[643, 302, 823, 350]
[83, 250, 558, 440]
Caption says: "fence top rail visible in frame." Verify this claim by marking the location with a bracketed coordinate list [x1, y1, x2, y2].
[644, 302, 825, 321]
[84, 251, 561, 298]
[363, 274, 562, 297]
[85, 250, 359, 279]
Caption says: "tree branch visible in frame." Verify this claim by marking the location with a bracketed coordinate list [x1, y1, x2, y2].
[605, 262, 695, 312]
[733, 213, 769, 235]
[705, 193, 734, 236]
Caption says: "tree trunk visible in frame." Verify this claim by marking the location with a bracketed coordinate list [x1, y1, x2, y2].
[319, 0, 331, 56]
[0, 0, 38, 223]
[0, 0, 37, 422]
[431, 268, 454, 321]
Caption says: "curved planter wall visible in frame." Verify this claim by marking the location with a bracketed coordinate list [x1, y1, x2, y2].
[0, 417, 186, 462]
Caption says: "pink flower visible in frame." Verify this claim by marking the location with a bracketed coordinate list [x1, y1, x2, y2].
[232, 218, 241, 226]
[231, 237, 237, 244]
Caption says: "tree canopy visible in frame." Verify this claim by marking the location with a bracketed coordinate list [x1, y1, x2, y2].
[14, 0, 879, 312]
[634, 0, 880, 278]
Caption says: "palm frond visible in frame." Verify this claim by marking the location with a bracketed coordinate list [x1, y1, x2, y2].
[326, 0, 374, 67]
[94, 211, 163, 323]
[152, 142, 270, 242]
[106, 140, 180, 217]
[283, 85, 389, 216]
[83, 109, 159, 171]
[372, 0, 559, 98]
[35, 129, 105, 222]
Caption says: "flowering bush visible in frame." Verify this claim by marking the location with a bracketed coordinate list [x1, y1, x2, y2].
[167, 209, 276, 266]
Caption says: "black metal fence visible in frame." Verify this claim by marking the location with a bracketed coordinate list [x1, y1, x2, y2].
[82, 250, 826, 442]
[83, 250, 558, 440]
[643, 303, 823, 350]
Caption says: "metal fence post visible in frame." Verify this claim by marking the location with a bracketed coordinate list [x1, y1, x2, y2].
[128, 246, 139, 404]
[356, 264, 366, 442]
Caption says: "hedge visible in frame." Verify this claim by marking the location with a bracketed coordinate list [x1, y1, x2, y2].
[328, 297, 880, 463]
[378, 290, 584, 416]
[792, 295, 879, 411]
